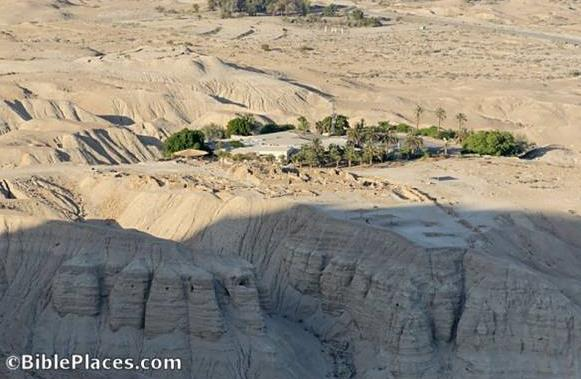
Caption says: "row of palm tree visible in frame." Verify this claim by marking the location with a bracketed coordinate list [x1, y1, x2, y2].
[292, 131, 425, 168]
[414, 105, 467, 132]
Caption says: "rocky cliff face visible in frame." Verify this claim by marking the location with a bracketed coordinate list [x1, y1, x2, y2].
[1, 187, 581, 379]
[0, 215, 330, 379]
[101, 190, 581, 379]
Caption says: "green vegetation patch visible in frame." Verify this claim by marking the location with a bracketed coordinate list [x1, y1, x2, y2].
[163, 129, 206, 157]
[226, 115, 259, 137]
[462, 130, 528, 156]
[259, 123, 295, 134]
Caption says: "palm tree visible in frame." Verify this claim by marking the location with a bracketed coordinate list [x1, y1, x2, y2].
[386, 131, 399, 152]
[347, 120, 365, 147]
[311, 137, 323, 152]
[297, 116, 310, 134]
[328, 144, 343, 168]
[435, 107, 447, 132]
[375, 130, 398, 157]
[345, 144, 359, 167]
[362, 143, 378, 165]
[455, 112, 467, 131]
[404, 134, 424, 158]
[414, 104, 424, 131]
[310, 138, 325, 167]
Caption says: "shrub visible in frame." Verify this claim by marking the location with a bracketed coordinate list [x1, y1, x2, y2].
[412, 126, 457, 140]
[232, 152, 259, 161]
[393, 123, 412, 133]
[322, 3, 338, 16]
[201, 123, 226, 141]
[377, 121, 391, 131]
[347, 8, 381, 27]
[438, 129, 457, 140]
[462, 130, 527, 156]
[298, 45, 314, 52]
[259, 123, 295, 134]
[350, 8, 364, 21]
[228, 140, 246, 148]
[414, 126, 440, 138]
[163, 129, 206, 157]
[226, 115, 257, 137]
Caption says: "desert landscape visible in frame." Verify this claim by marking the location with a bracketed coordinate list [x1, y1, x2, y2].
[0, 0, 581, 378]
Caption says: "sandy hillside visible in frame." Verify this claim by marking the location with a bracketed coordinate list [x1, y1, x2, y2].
[0, 0, 579, 168]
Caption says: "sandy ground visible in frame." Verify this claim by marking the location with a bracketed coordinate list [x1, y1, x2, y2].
[0, 0, 578, 270]
[1, 153, 579, 250]
[0, 0, 580, 164]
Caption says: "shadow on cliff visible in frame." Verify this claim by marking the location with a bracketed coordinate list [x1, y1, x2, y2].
[1, 203, 581, 378]
[176, 203, 581, 378]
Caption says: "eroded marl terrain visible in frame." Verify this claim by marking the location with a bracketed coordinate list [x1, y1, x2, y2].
[0, 158, 580, 378]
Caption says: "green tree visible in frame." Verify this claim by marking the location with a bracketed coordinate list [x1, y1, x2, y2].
[328, 144, 344, 168]
[344, 144, 360, 167]
[301, 145, 318, 167]
[163, 129, 206, 157]
[297, 116, 310, 133]
[347, 119, 365, 147]
[403, 134, 424, 158]
[293, 138, 325, 167]
[435, 107, 447, 132]
[455, 127, 470, 144]
[311, 137, 325, 165]
[226, 115, 257, 137]
[462, 130, 527, 156]
[376, 130, 398, 156]
[362, 143, 379, 165]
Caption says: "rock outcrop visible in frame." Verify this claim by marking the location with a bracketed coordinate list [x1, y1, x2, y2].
[2, 186, 581, 379]
[52, 255, 102, 317]
[109, 258, 151, 331]
[0, 215, 330, 379]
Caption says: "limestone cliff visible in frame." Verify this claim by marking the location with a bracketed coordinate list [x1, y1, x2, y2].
[1, 185, 581, 378]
